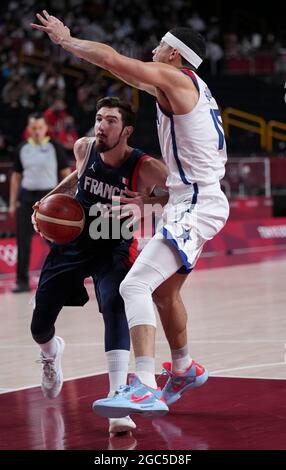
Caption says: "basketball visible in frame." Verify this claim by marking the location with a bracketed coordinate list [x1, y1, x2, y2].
[35, 194, 85, 244]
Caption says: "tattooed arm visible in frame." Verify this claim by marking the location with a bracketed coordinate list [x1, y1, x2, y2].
[31, 170, 79, 233]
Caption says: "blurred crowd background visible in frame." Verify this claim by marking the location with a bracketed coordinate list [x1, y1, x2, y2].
[0, 0, 285, 157]
[0, 0, 286, 220]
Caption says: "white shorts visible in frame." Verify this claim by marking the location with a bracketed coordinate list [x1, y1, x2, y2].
[120, 187, 229, 328]
[156, 188, 229, 272]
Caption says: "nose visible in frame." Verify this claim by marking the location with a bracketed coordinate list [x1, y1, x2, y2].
[152, 47, 157, 55]
[97, 121, 106, 132]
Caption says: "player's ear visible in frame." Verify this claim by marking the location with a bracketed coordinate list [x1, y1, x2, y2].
[124, 126, 134, 138]
[170, 48, 180, 61]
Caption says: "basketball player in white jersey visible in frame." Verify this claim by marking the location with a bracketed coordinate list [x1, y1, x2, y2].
[32, 12, 229, 418]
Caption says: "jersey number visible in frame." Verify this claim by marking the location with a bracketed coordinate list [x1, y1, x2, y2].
[210, 109, 224, 150]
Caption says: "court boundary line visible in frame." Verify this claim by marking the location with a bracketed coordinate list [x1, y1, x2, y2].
[1, 364, 286, 395]
[211, 361, 286, 374]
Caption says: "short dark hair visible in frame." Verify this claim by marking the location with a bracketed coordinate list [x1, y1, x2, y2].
[96, 96, 136, 127]
[169, 26, 206, 68]
[28, 112, 46, 122]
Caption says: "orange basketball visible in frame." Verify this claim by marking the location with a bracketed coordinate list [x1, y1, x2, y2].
[35, 194, 85, 244]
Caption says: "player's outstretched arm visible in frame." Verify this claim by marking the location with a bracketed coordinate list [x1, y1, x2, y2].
[110, 71, 156, 96]
[31, 10, 172, 91]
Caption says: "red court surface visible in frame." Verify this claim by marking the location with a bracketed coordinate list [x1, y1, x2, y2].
[1, 374, 286, 450]
[1, 247, 286, 452]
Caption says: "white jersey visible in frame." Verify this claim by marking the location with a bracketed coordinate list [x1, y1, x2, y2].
[156, 69, 227, 200]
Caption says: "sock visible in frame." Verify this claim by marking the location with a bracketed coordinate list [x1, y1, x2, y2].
[40, 336, 58, 357]
[106, 349, 130, 395]
[135, 356, 157, 389]
[171, 345, 192, 373]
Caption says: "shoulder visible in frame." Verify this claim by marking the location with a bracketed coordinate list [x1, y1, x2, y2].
[14, 142, 28, 162]
[137, 155, 168, 188]
[139, 155, 167, 172]
[131, 151, 153, 172]
[134, 154, 167, 192]
[73, 137, 93, 159]
[17, 141, 27, 154]
[133, 149, 152, 161]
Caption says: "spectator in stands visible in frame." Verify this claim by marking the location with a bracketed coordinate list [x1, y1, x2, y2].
[106, 81, 132, 102]
[44, 97, 68, 140]
[57, 115, 79, 151]
[36, 63, 65, 98]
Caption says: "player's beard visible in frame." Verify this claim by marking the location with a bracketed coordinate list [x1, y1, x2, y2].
[95, 128, 124, 153]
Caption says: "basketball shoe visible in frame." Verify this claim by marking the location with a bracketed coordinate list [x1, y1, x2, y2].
[93, 375, 168, 418]
[161, 361, 208, 406]
[38, 336, 65, 399]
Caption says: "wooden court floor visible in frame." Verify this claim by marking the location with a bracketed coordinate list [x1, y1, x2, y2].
[1, 254, 286, 450]
[1, 256, 286, 391]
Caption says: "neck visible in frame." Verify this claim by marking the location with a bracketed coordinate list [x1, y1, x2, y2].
[170, 60, 196, 72]
[28, 136, 49, 145]
[180, 64, 196, 72]
[100, 144, 132, 168]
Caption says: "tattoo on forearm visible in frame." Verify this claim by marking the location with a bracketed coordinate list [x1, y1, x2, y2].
[45, 172, 78, 199]
[60, 180, 78, 196]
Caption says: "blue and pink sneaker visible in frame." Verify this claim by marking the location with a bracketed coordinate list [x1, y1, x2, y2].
[92, 375, 169, 418]
[161, 361, 208, 405]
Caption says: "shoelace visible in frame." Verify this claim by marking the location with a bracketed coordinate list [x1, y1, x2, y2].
[160, 366, 173, 378]
[36, 357, 56, 380]
[114, 384, 131, 395]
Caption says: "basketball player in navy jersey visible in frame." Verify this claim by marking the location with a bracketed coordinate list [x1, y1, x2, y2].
[31, 96, 168, 434]
[32, 13, 229, 418]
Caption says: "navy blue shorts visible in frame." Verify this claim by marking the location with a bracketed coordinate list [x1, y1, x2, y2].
[31, 237, 137, 349]
[36, 238, 137, 306]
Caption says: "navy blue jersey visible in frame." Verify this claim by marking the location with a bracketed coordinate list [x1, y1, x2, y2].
[75, 143, 149, 246]
[34, 144, 150, 315]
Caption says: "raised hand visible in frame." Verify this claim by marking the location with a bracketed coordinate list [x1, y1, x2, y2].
[31, 10, 71, 45]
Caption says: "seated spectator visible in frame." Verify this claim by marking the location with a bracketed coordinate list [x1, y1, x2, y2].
[44, 98, 68, 140]
[57, 115, 79, 151]
[36, 63, 65, 94]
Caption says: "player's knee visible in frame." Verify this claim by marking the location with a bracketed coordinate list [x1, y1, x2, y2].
[119, 274, 148, 300]
[30, 295, 57, 344]
[119, 277, 128, 300]
[30, 312, 55, 344]
[119, 274, 132, 299]
[119, 275, 156, 329]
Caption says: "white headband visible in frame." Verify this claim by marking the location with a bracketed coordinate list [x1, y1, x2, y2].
[161, 32, 203, 68]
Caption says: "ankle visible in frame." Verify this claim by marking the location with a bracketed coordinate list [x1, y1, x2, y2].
[136, 371, 157, 389]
